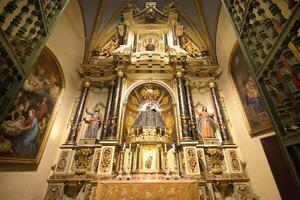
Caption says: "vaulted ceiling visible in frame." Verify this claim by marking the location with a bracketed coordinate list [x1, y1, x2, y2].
[78, 0, 221, 63]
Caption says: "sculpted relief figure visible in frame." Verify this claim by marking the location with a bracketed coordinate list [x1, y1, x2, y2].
[124, 2, 140, 15]
[180, 34, 201, 58]
[99, 34, 119, 58]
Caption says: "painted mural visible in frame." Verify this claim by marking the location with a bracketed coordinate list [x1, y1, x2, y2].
[231, 46, 272, 135]
[0, 48, 63, 163]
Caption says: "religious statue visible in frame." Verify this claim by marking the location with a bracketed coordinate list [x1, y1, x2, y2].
[83, 103, 104, 138]
[131, 101, 166, 135]
[146, 38, 155, 51]
[117, 24, 126, 45]
[195, 105, 217, 138]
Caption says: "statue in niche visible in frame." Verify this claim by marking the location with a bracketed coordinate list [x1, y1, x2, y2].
[117, 24, 126, 45]
[83, 103, 104, 138]
[195, 104, 217, 138]
[130, 87, 167, 136]
[146, 38, 155, 51]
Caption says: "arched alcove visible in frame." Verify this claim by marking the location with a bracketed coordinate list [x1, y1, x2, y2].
[122, 82, 177, 143]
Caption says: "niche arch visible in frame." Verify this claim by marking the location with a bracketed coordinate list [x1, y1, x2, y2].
[121, 82, 178, 143]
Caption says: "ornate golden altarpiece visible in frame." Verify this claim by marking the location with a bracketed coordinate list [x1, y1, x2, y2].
[44, 2, 253, 200]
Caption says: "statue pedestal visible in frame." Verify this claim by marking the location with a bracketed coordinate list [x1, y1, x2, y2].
[95, 180, 199, 200]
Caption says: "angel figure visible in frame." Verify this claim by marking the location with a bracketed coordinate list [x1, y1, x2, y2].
[195, 106, 217, 138]
[83, 104, 103, 138]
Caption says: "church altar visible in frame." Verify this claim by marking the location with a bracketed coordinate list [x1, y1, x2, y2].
[42, 1, 253, 200]
[96, 180, 199, 200]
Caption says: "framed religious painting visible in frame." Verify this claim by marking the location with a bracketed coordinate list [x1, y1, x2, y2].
[0, 47, 64, 164]
[230, 46, 272, 135]
[140, 145, 158, 172]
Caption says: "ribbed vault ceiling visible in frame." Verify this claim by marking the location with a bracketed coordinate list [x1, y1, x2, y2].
[78, 0, 221, 63]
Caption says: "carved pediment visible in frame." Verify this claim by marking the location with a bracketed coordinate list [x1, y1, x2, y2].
[133, 2, 168, 24]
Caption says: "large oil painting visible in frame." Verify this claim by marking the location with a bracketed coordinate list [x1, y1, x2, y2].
[231, 46, 272, 135]
[0, 47, 63, 163]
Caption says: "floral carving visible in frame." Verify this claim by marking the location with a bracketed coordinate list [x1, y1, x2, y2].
[185, 148, 198, 173]
[71, 148, 94, 175]
[56, 151, 69, 173]
[205, 148, 225, 174]
[229, 150, 240, 171]
[44, 184, 63, 200]
[93, 149, 101, 173]
[236, 184, 252, 200]
[99, 147, 113, 173]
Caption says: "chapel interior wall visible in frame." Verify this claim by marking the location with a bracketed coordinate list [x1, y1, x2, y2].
[216, 5, 281, 200]
[0, 1, 85, 199]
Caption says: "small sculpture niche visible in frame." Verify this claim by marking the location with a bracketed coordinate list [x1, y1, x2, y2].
[141, 36, 159, 52]
[83, 103, 105, 139]
[146, 38, 155, 51]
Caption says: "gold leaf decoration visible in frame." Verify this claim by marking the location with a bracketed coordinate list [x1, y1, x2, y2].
[161, 96, 169, 105]
[131, 96, 139, 105]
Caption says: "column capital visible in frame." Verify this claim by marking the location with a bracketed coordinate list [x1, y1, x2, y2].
[175, 70, 183, 78]
[83, 80, 92, 87]
[117, 69, 125, 77]
[208, 79, 217, 88]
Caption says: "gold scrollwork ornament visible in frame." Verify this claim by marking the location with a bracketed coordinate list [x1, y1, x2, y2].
[72, 148, 94, 175]
[205, 148, 225, 174]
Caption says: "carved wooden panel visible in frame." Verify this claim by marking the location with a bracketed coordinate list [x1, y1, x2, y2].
[183, 147, 200, 175]
[98, 146, 115, 175]
[55, 149, 71, 173]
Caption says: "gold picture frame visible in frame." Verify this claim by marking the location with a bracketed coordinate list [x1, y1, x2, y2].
[140, 145, 158, 172]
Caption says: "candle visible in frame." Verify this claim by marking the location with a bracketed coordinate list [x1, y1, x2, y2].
[129, 143, 132, 151]
[164, 144, 167, 151]
[172, 144, 175, 151]
[122, 143, 126, 151]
